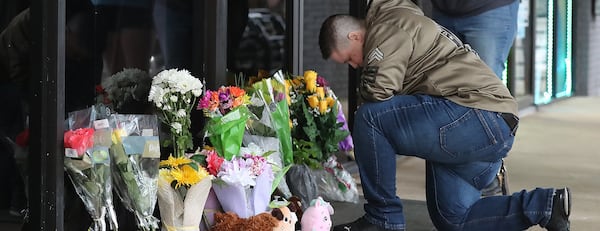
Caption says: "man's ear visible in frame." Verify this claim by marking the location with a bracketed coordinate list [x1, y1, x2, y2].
[348, 31, 363, 42]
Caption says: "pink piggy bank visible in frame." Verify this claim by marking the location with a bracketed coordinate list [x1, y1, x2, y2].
[301, 197, 334, 231]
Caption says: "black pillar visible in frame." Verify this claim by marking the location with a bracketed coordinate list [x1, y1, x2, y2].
[204, 0, 228, 89]
[285, 0, 304, 75]
[28, 0, 65, 230]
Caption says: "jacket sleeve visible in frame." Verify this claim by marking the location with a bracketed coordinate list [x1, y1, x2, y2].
[360, 23, 412, 102]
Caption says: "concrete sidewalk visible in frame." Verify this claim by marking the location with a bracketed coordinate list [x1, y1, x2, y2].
[334, 96, 600, 230]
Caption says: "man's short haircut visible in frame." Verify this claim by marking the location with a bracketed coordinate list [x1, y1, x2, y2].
[319, 14, 364, 59]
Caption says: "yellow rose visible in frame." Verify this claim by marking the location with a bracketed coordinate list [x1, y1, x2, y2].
[316, 87, 325, 99]
[319, 100, 328, 114]
[307, 95, 319, 108]
[304, 70, 317, 92]
[304, 70, 318, 79]
[292, 77, 303, 87]
[326, 97, 336, 107]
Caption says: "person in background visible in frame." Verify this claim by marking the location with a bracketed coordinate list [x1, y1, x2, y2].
[430, 0, 519, 79]
[318, 0, 570, 231]
[430, 0, 520, 196]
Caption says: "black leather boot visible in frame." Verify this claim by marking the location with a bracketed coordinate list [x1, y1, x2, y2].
[546, 187, 571, 231]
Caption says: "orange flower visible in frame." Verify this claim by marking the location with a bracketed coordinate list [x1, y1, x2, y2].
[229, 87, 246, 98]
[232, 96, 245, 107]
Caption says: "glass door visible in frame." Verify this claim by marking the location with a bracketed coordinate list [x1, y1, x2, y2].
[552, 0, 573, 98]
[533, 0, 552, 104]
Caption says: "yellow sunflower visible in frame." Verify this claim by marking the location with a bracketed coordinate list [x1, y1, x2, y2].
[171, 165, 203, 189]
[160, 155, 192, 168]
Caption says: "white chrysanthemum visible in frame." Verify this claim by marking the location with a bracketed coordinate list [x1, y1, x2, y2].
[170, 95, 178, 102]
[151, 68, 203, 99]
[148, 85, 166, 106]
[171, 122, 182, 134]
[176, 109, 187, 118]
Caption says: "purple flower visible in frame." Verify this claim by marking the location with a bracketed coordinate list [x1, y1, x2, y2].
[317, 76, 329, 87]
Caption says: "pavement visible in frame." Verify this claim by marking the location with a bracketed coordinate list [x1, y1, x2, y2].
[2, 96, 599, 230]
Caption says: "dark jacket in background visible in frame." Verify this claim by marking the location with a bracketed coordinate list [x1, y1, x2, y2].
[430, 0, 517, 17]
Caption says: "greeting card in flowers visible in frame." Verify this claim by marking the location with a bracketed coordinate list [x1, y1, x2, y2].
[64, 105, 118, 231]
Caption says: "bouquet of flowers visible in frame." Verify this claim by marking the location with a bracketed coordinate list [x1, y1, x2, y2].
[244, 70, 294, 197]
[197, 86, 251, 160]
[109, 114, 161, 231]
[64, 106, 118, 231]
[148, 68, 203, 157]
[287, 70, 349, 168]
[286, 70, 358, 205]
[207, 144, 274, 218]
[100, 68, 152, 113]
[148, 68, 213, 231]
[157, 155, 213, 231]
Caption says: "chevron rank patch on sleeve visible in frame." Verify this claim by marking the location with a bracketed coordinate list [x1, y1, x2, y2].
[367, 47, 384, 64]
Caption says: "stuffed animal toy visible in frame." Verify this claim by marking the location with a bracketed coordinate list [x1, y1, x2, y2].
[211, 212, 279, 231]
[300, 197, 334, 231]
[271, 205, 298, 231]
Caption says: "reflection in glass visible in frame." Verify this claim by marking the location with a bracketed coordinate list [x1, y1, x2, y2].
[534, 0, 551, 104]
[233, 0, 286, 77]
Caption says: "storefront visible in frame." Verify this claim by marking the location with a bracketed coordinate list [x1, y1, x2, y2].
[509, 0, 574, 107]
[11, 0, 578, 229]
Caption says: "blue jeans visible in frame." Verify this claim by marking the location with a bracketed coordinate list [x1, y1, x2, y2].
[432, 1, 519, 79]
[353, 95, 554, 230]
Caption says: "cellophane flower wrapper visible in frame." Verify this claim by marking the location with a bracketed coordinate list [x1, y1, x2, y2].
[315, 156, 359, 203]
[109, 114, 160, 231]
[157, 172, 212, 231]
[286, 71, 352, 205]
[211, 155, 273, 218]
[198, 188, 221, 231]
[64, 106, 117, 231]
[245, 74, 293, 197]
[204, 106, 251, 160]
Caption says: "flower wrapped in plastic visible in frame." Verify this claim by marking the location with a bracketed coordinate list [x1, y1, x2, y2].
[157, 155, 213, 231]
[287, 70, 349, 169]
[148, 68, 203, 158]
[197, 86, 251, 160]
[285, 70, 358, 205]
[109, 114, 161, 231]
[64, 106, 118, 231]
[209, 144, 274, 218]
[244, 70, 294, 197]
[147, 68, 214, 231]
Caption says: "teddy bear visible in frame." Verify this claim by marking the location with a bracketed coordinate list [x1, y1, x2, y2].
[300, 197, 334, 231]
[211, 212, 279, 231]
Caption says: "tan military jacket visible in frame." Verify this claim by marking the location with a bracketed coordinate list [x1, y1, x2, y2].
[361, 0, 517, 115]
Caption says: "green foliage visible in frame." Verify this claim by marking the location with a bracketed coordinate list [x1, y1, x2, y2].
[289, 93, 349, 169]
